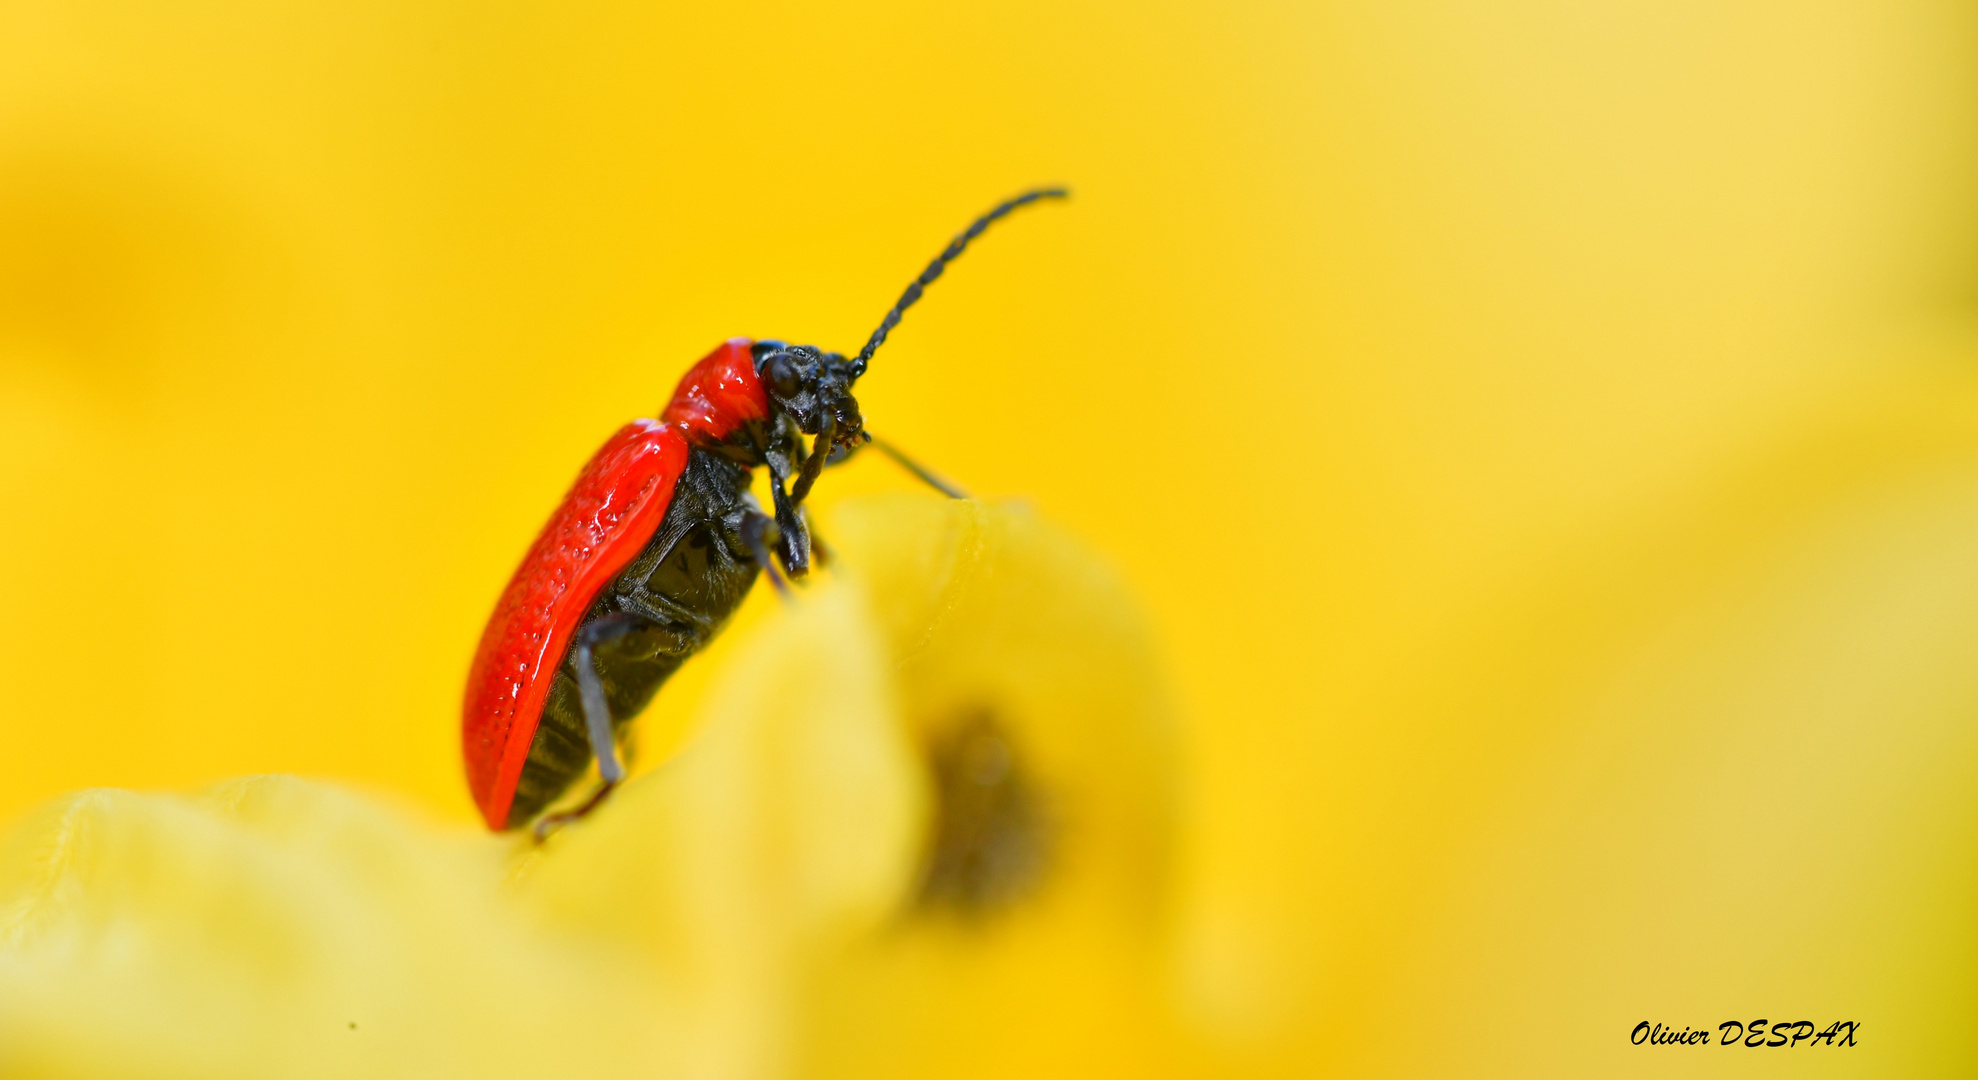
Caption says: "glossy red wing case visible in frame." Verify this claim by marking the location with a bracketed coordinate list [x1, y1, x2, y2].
[462, 418, 690, 829]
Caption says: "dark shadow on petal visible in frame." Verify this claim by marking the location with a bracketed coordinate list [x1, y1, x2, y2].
[913, 708, 1052, 918]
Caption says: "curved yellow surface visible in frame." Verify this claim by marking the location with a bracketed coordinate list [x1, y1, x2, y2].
[2, 2, 1976, 1075]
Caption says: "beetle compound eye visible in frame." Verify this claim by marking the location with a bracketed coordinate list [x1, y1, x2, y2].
[763, 352, 803, 398]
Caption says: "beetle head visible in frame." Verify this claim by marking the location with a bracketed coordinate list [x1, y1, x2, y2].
[751, 341, 866, 449]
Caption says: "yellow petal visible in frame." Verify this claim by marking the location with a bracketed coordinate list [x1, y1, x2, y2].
[801, 495, 1183, 1077]
[516, 578, 924, 1078]
[0, 777, 673, 1080]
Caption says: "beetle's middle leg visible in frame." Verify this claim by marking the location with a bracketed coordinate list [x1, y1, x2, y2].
[803, 506, 833, 569]
[738, 505, 794, 600]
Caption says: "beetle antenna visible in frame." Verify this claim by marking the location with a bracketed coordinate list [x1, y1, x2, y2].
[851, 187, 1069, 374]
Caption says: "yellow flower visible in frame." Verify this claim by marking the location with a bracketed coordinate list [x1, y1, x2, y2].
[0, 779, 672, 1078]
[6, 1, 1978, 1074]
[792, 496, 1179, 1078]
[0, 496, 1178, 1079]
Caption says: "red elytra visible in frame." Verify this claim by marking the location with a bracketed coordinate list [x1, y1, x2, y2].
[461, 338, 766, 829]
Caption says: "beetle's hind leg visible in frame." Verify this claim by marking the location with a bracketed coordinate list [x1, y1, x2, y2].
[534, 614, 643, 842]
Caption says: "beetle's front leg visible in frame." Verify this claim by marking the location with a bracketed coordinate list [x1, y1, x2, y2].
[787, 415, 836, 505]
[762, 456, 812, 578]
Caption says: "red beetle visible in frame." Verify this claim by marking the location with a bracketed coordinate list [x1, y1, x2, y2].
[462, 189, 1068, 834]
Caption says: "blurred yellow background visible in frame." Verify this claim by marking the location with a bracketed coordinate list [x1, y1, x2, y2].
[2, 0, 1976, 1075]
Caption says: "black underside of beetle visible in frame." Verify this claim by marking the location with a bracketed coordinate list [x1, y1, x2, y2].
[504, 446, 761, 829]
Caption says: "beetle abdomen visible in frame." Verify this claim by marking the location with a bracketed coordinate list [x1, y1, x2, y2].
[502, 446, 760, 827]
[461, 419, 690, 830]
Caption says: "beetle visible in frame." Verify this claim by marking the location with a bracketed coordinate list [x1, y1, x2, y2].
[462, 188, 1068, 834]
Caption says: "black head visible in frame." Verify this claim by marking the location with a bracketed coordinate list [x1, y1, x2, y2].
[750, 188, 1068, 479]
[750, 340, 866, 450]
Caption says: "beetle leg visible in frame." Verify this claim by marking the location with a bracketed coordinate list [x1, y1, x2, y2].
[788, 414, 836, 505]
[867, 433, 968, 499]
[803, 506, 832, 569]
[762, 456, 812, 578]
[740, 508, 792, 601]
[534, 613, 642, 841]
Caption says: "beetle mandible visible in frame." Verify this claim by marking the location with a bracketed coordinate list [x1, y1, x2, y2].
[461, 189, 1067, 835]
